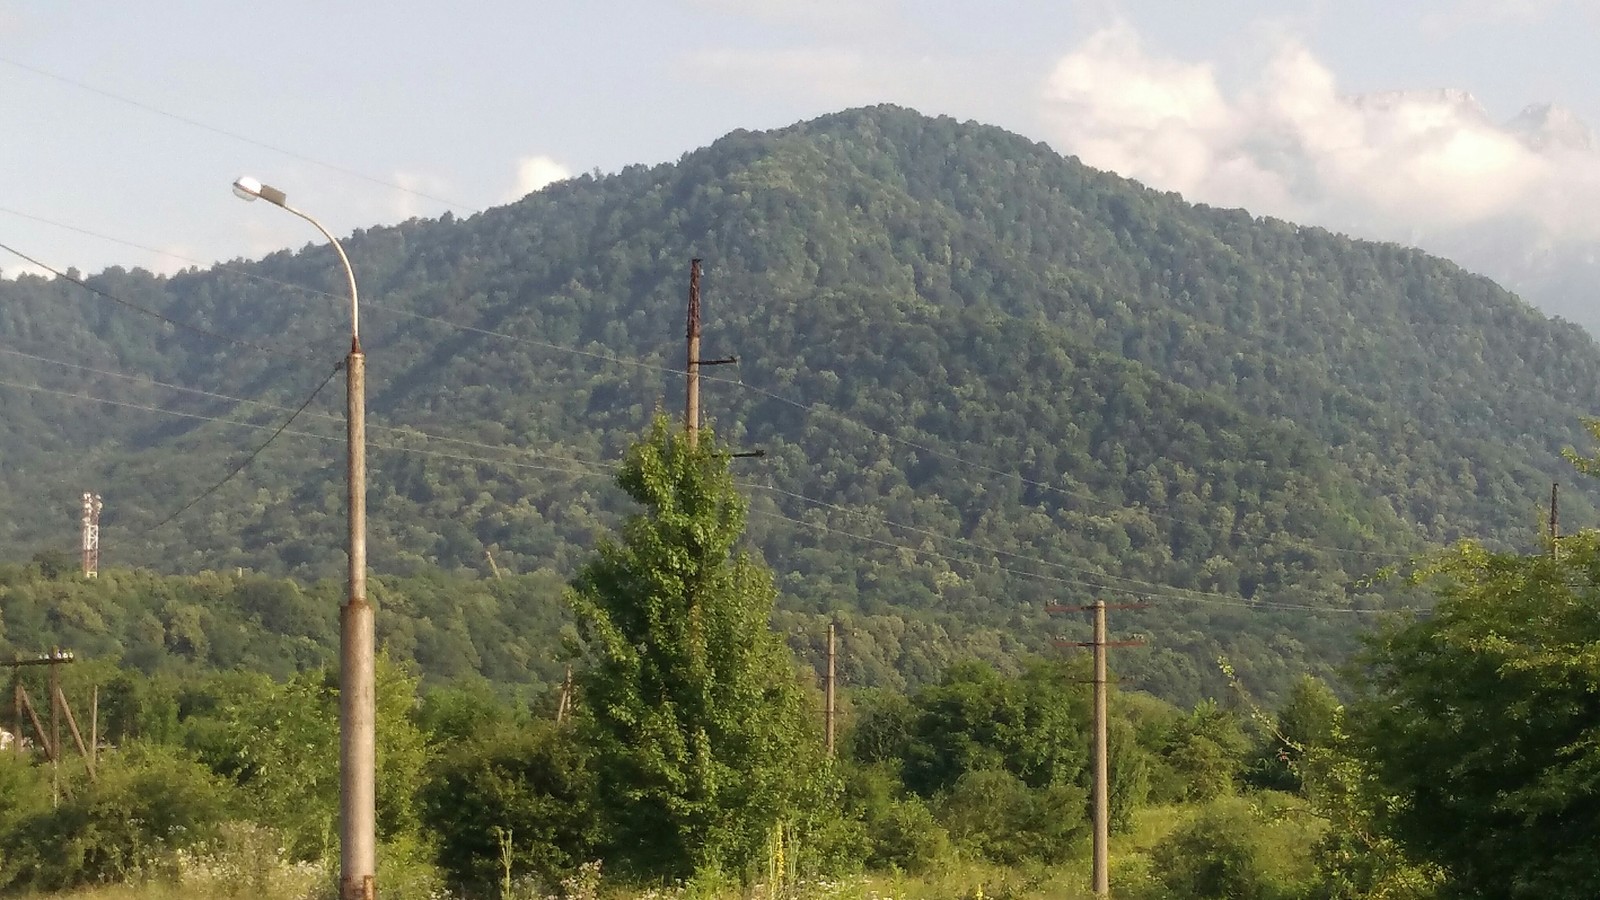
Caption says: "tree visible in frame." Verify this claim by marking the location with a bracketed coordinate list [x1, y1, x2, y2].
[1350, 534, 1600, 898]
[566, 416, 824, 882]
[419, 721, 598, 894]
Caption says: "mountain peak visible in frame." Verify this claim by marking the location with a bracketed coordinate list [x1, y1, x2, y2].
[1507, 102, 1595, 152]
[1349, 88, 1489, 122]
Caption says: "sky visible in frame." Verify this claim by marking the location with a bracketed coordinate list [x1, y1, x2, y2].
[2, 0, 1599, 299]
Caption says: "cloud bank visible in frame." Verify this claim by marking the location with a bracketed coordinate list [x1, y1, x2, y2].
[1040, 23, 1600, 240]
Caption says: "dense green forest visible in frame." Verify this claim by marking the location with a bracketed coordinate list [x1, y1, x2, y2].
[3, 105, 1599, 699]
[6, 421, 1599, 900]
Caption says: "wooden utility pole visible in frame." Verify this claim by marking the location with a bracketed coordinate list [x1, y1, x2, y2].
[825, 621, 837, 756]
[7, 651, 94, 782]
[555, 665, 573, 725]
[683, 259, 740, 450]
[10, 676, 19, 758]
[1050, 600, 1145, 899]
[90, 685, 99, 773]
[1550, 482, 1560, 558]
[686, 259, 703, 449]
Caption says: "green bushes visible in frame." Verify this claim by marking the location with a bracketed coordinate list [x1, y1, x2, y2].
[0, 745, 227, 893]
[1146, 794, 1321, 900]
[419, 721, 598, 893]
[938, 770, 1086, 865]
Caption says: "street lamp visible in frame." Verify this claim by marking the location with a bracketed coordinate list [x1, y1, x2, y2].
[233, 176, 374, 900]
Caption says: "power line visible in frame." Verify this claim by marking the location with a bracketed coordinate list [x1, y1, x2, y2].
[0, 377, 616, 482]
[745, 508, 1408, 615]
[0, 342, 618, 471]
[0, 209, 1416, 561]
[0, 56, 480, 213]
[145, 362, 343, 533]
[737, 478, 1384, 605]
[0, 373, 1412, 614]
[0, 240, 318, 360]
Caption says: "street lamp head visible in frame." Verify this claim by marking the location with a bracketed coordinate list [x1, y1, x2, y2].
[231, 176, 287, 207]
[232, 176, 262, 201]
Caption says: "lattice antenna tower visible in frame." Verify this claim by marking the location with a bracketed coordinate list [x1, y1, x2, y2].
[80, 493, 102, 578]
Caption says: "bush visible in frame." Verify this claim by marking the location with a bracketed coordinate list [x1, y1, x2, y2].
[419, 721, 598, 894]
[937, 768, 1086, 865]
[1148, 793, 1320, 900]
[0, 744, 228, 893]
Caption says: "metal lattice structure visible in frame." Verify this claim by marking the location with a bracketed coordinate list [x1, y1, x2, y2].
[80, 493, 102, 578]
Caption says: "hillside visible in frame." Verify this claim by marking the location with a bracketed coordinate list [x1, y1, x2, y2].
[2, 105, 1597, 700]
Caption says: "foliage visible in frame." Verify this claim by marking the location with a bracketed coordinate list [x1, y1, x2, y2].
[937, 769, 1086, 865]
[566, 417, 826, 882]
[9, 105, 1581, 702]
[837, 763, 948, 874]
[418, 720, 598, 894]
[0, 744, 228, 893]
[1147, 793, 1321, 900]
[1160, 699, 1250, 803]
[1349, 533, 1600, 898]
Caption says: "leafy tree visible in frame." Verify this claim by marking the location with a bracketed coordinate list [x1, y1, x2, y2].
[901, 658, 1090, 796]
[566, 416, 825, 882]
[1350, 533, 1600, 898]
[0, 744, 227, 893]
[1247, 674, 1341, 793]
[419, 720, 598, 894]
[936, 768, 1086, 865]
[1149, 793, 1321, 900]
[1163, 699, 1250, 802]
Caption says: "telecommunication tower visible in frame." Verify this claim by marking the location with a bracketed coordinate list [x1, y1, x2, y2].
[80, 493, 102, 578]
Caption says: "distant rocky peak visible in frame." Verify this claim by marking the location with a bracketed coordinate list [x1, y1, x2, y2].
[1508, 102, 1595, 152]
[1351, 88, 1490, 122]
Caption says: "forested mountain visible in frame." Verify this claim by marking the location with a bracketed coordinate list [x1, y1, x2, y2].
[3, 105, 1597, 701]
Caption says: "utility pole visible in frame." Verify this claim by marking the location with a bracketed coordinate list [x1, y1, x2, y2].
[686, 259, 702, 449]
[49, 651, 60, 798]
[825, 621, 837, 756]
[80, 493, 102, 578]
[90, 685, 98, 774]
[1550, 482, 1560, 558]
[1050, 600, 1145, 899]
[683, 259, 738, 450]
[555, 665, 573, 725]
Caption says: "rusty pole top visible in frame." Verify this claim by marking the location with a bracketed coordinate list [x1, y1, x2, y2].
[687, 258, 703, 341]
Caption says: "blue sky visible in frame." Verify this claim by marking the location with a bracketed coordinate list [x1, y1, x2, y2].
[2, 0, 1597, 280]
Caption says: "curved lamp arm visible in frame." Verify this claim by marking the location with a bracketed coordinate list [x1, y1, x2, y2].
[232, 176, 360, 345]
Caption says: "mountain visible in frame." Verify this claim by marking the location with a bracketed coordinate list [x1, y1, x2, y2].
[3, 105, 1598, 702]
[1508, 102, 1595, 153]
[1345, 96, 1600, 331]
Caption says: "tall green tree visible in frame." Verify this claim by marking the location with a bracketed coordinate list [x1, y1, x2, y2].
[566, 416, 823, 882]
[1351, 533, 1600, 898]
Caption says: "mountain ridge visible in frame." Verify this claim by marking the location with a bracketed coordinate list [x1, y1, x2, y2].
[1, 104, 1595, 699]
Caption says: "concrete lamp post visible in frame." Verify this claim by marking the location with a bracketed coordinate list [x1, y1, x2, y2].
[232, 175, 374, 900]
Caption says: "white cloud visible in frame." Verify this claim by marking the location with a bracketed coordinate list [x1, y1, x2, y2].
[0, 261, 51, 281]
[1038, 23, 1585, 238]
[506, 155, 572, 202]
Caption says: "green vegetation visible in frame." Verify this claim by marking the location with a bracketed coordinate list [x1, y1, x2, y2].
[2, 416, 1597, 898]
[4, 106, 1600, 896]
[5, 106, 1599, 701]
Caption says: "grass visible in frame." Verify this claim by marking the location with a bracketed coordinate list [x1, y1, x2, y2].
[46, 806, 1199, 900]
